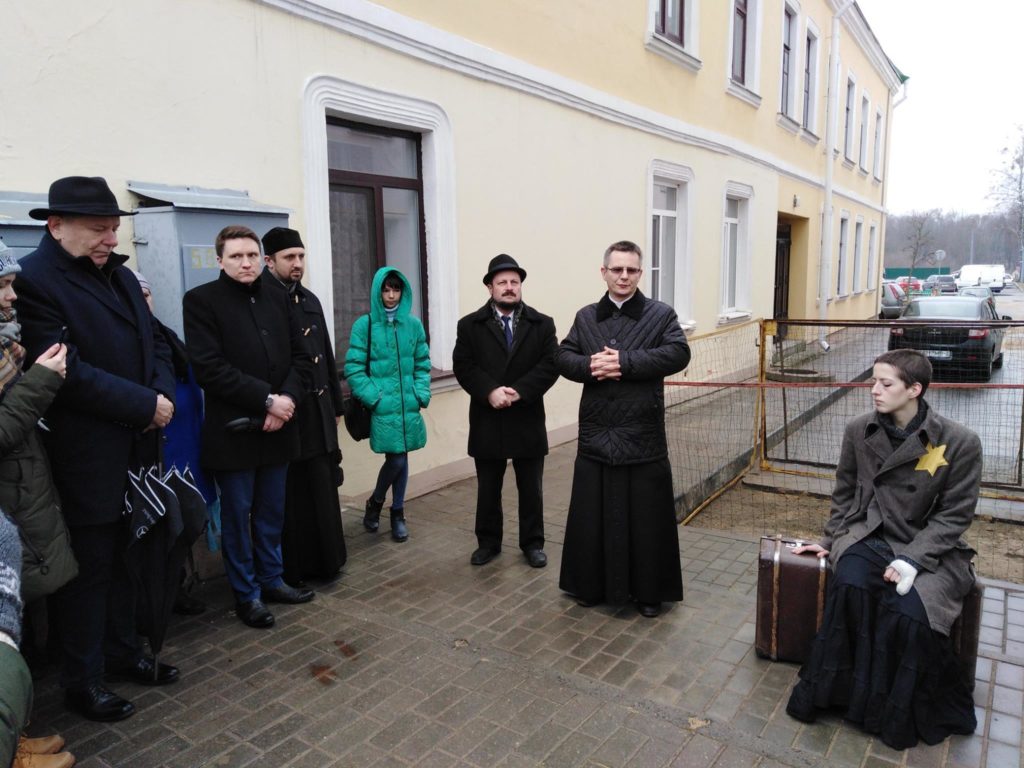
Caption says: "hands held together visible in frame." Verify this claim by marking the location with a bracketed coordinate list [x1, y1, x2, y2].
[590, 346, 621, 381]
[488, 386, 520, 409]
[263, 394, 295, 432]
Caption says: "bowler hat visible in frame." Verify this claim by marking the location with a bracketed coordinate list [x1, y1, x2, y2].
[483, 254, 526, 285]
[29, 176, 134, 220]
[262, 227, 304, 256]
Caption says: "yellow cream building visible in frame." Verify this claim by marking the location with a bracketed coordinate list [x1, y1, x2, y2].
[1, 0, 902, 495]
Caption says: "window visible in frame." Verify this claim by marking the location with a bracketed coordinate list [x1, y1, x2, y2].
[858, 96, 869, 170]
[843, 77, 855, 160]
[732, 0, 748, 83]
[649, 161, 693, 325]
[647, 0, 700, 71]
[867, 224, 878, 290]
[836, 214, 850, 296]
[326, 119, 427, 363]
[853, 220, 863, 292]
[802, 26, 819, 132]
[656, 0, 684, 44]
[780, 6, 796, 117]
[873, 111, 884, 178]
[721, 183, 753, 319]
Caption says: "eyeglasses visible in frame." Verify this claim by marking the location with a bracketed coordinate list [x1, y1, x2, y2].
[605, 266, 641, 276]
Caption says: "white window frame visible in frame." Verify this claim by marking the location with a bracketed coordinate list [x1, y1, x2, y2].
[801, 20, 821, 137]
[852, 218, 864, 293]
[649, 160, 695, 329]
[779, 2, 800, 120]
[302, 76, 458, 371]
[843, 74, 856, 161]
[867, 222, 878, 291]
[726, 0, 763, 107]
[719, 181, 754, 322]
[872, 110, 885, 179]
[858, 93, 870, 171]
[836, 212, 850, 297]
[646, 0, 702, 73]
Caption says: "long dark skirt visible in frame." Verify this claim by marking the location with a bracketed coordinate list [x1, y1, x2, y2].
[559, 455, 683, 605]
[281, 453, 347, 584]
[786, 541, 976, 750]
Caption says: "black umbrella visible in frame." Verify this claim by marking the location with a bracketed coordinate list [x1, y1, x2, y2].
[123, 467, 189, 681]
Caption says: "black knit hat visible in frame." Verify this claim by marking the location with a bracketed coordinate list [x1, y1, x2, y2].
[483, 254, 526, 285]
[262, 227, 304, 256]
[29, 176, 133, 219]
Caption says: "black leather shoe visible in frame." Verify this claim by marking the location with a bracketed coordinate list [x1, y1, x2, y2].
[107, 656, 180, 686]
[575, 596, 600, 608]
[524, 549, 547, 568]
[236, 599, 275, 628]
[262, 584, 314, 604]
[172, 592, 207, 616]
[470, 547, 499, 566]
[638, 602, 662, 618]
[65, 684, 135, 722]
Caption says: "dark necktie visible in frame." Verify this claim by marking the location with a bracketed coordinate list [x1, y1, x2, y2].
[502, 315, 513, 349]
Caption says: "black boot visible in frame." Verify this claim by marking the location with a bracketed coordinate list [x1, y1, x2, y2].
[390, 508, 408, 542]
[364, 496, 383, 532]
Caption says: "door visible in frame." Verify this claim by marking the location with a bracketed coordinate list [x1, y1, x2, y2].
[774, 224, 792, 336]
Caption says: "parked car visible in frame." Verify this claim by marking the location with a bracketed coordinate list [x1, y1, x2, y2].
[933, 275, 958, 293]
[956, 263, 1005, 293]
[879, 280, 907, 319]
[958, 285, 996, 312]
[896, 275, 921, 292]
[888, 296, 1010, 380]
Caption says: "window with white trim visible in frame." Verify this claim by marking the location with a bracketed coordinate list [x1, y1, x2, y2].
[727, 0, 761, 103]
[872, 111, 884, 178]
[802, 24, 819, 132]
[858, 95, 869, 170]
[867, 223, 878, 290]
[853, 219, 863, 292]
[837, 214, 850, 296]
[843, 77, 855, 160]
[647, 0, 701, 71]
[649, 161, 694, 326]
[721, 183, 752, 318]
[780, 5, 797, 118]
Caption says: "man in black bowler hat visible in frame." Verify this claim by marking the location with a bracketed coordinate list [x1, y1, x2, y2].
[261, 226, 347, 587]
[15, 176, 179, 721]
[453, 254, 559, 567]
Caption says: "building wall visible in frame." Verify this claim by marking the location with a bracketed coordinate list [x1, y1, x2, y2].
[1, 0, 901, 496]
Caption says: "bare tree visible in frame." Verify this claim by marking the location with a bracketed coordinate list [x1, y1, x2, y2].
[903, 209, 939, 276]
[991, 127, 1024, 278]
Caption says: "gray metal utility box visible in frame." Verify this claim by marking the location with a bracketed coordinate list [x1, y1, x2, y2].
[0, 190, 48, 259]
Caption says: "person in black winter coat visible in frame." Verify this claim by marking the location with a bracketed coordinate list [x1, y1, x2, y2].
[183, 225, 313, 630]
[556, 240, 690, 619]
[453, 255, 558, 568]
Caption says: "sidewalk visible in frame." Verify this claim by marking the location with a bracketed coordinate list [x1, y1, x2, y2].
[27, 442, 1023, 767]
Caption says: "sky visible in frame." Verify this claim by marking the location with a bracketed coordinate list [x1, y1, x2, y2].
[854, 0, 1024, 215]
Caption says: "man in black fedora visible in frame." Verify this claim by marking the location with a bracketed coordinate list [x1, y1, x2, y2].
[453, 254, 559, 567]
[15, 176, 179, 721]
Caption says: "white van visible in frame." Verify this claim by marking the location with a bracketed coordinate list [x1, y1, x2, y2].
[956, 264, 1006, 293]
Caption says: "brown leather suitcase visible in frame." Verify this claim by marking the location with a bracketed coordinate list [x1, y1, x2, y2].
[755, 534, 829, 663]
[950, 581, 983, 691]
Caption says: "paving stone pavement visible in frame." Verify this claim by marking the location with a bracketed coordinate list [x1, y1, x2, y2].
[25, 442, 1024, 767]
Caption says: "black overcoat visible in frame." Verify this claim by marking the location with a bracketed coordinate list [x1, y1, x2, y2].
[452, 302, 558, 459]
[264, 273, 343, 460]
[16, 234, 175, 526]
[183, 271, 308, 472]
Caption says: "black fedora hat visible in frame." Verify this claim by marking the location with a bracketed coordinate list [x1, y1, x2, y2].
[483, 254, 526, 285]
[29, 176, 134, 220]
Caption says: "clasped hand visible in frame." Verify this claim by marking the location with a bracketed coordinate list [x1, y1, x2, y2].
[590, 346, 621, 380]
[488, 386, 520, 409]
[264, 394, 295, 432]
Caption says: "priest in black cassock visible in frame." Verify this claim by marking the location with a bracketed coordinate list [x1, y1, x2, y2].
[262, 227, 347, 585]
[556, 240, 690, 618]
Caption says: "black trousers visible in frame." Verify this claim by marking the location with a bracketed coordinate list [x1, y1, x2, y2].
[474, 457, 544, 552]
[50, 522, 140, 690]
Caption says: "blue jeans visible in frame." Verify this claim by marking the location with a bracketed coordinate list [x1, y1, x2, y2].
[216, 464, 288, 602]
[372, 453, 408, 509]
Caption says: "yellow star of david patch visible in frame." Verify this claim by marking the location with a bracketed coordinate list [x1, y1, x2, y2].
[915, 442, 949, 476]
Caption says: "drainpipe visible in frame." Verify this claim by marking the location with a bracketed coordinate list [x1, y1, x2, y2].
[817, 0, 855, 351]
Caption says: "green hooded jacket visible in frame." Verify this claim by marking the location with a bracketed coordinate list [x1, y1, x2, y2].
[344, 267, 431, 454]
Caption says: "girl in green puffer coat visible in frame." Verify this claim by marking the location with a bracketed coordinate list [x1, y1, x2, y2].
[344, 268, 431, 542]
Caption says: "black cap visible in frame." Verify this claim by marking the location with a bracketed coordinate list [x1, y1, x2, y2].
[29, 176, 133, 219]
[483, 254, 526, 285]
[262, 226, 304, 256]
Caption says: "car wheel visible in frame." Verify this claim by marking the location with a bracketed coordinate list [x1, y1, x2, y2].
[994, 351, 1004, 369]
[980, 358, 993, 381]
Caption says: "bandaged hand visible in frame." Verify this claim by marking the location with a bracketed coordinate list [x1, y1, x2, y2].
[885, 559, 919, 596]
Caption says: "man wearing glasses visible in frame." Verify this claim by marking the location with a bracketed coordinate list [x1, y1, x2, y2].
[556, 240, 690, 618]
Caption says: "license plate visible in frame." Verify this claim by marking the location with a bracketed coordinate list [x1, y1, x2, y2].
[924, 350, 952, 360]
